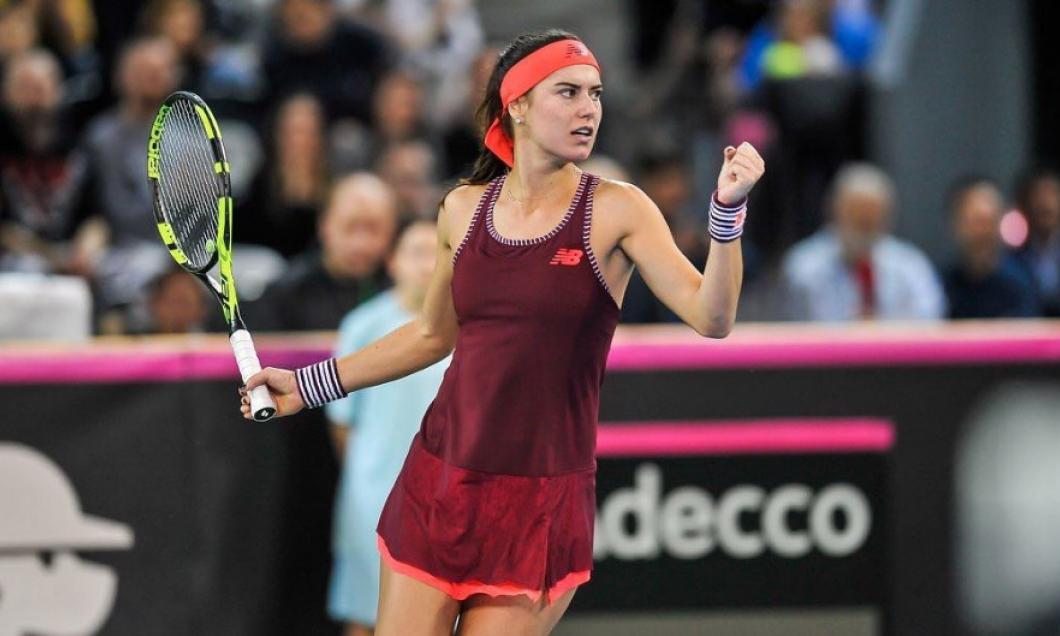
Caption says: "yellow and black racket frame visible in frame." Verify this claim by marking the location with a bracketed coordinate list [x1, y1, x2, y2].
[146, 90, 276, 420]
[147, 90, 243, 332]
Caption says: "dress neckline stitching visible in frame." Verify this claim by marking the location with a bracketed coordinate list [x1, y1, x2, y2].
[486, 172, 587, 246]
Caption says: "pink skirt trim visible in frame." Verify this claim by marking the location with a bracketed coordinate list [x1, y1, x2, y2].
[377, 534, 590, 604]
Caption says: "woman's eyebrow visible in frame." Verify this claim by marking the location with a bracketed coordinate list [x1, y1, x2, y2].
[553, 81, 604, 90]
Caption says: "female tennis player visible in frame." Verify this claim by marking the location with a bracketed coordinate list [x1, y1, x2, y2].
[240, 29, 763, 636]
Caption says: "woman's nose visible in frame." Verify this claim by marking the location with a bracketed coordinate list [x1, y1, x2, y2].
[575, 95, 597, 117]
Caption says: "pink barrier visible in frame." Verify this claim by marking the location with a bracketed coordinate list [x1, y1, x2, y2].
[595, 418, 894, 456]
[1, 322, 1057, 383]
[0, 346, 327, 384]
[605, 338, 1060, 370]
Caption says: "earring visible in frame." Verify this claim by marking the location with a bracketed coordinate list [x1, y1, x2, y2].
[515, 117, 524, 124]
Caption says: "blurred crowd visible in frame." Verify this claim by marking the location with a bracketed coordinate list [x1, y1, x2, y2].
[1, 0, 1058, 340]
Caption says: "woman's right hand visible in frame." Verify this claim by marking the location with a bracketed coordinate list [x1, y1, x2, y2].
[239, 367, 305, 419]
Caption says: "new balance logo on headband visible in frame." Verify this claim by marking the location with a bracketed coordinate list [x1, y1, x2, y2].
[550, 248, 584, 266]
[566, 42, 590, 58]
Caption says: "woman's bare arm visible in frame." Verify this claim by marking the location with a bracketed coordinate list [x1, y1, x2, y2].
[610, 143, 763, 337]
[331, 208, 459, 390]
[240, 187, 477, 419]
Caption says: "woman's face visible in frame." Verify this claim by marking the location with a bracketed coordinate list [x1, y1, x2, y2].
[388, 222, 437, 301]
[1027, 177, 1060, 236]
[374, 73, 424, 140]
[276, 96, 324, 160]
[515, 63, 602, 165]
[159, 1, 203, 54]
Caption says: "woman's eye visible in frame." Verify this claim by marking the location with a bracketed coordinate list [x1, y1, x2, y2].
[560, 89, 575, 97]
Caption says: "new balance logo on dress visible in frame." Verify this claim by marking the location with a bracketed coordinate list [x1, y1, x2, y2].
[550, 248, 584, 266]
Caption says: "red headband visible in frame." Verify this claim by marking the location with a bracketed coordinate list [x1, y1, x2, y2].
[484, 39, 601, 168]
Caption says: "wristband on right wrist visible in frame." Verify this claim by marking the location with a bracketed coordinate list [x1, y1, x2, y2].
[295, 358, 347, 409]
[709, 191, 748, 243]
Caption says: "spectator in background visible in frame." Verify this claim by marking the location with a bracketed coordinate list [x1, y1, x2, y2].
[262, 0, 391, 123]
[254, 172, 396, 331]
[629, 1, 751, 129]
[132, 266, 211, 334]
[240, 92, 330, 257]
[371, 69, 430, 147]
[83, 37, 178, 246]
[139, 0, 262, 102]
[622, 151, 707, 323]
[332, 68, 433, 172]
[342, 0, 483, 129]
[943, 177, 1038, 319]
[0, 2, 39, 65]
[748, 0, 871, 258]
[0, 0, 97, 75]
[627, 2, 771, 247]
[439, 44, 496, 180]
[0, 48, 91, 273]
[376, 140, 440, 220]
[759, 0, 843, 82]
[781, 163, 945, 321]
[325, 218, 447, 636]
[740, 0, 878, 92]
[138, 0, 210, 93]
[1013, 168, 1060, 316]
[81, 37, 179, 314]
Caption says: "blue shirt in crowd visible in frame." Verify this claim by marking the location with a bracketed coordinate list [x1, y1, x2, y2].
[324, 290, 449, 624]
[944, 256, 1040, 319]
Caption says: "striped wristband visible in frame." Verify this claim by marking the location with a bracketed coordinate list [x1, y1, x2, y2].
[295, 358, 347, 409]
[709, 191, 748, 243]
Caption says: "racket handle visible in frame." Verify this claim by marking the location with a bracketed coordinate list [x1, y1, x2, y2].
[230, 329, 277, 422]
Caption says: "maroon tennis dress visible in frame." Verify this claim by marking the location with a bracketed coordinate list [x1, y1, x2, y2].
[376, 171, 619, 604]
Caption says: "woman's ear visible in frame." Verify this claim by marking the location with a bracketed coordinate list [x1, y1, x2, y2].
[508, 96, 529, 125]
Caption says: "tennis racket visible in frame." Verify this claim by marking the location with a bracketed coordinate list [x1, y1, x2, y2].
[146, 90, 276, 421]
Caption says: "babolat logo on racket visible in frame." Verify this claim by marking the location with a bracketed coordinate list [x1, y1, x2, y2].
[146, 104, 170, 179]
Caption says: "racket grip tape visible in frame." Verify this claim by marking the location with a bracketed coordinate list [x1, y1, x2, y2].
[230, 329, 277, 421]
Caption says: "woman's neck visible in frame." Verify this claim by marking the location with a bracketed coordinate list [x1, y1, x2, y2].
[507, 155, 578, 214]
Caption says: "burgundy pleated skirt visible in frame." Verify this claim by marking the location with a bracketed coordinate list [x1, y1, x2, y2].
[376, 433, 596, 604]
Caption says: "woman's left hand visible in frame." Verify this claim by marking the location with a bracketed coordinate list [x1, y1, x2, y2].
[717, 142, 765, 205]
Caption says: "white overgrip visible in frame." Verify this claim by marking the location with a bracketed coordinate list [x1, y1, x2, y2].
[230, 329, 277, 421]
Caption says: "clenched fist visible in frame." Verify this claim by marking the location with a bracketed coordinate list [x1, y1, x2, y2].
[717, 142, 765, 205]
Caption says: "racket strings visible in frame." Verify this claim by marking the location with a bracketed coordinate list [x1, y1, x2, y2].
[156, 99, 222, 271]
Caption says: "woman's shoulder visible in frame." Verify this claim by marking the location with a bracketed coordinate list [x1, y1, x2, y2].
[441, 182, 492, 216]
[439, 181, 494, 248]
[587, 175, 658, 223]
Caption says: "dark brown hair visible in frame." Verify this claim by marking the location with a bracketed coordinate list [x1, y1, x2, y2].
[462, 29, 583, 185]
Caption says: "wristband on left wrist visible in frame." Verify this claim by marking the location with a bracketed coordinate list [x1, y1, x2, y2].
[709, 191, 747, 243]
